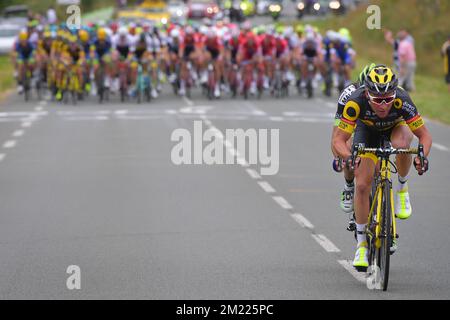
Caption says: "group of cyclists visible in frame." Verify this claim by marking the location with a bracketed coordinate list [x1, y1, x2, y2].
[11, 17, 356, 103]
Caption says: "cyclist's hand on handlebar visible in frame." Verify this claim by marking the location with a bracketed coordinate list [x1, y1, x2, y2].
[344, 156, 360, 171]
[414, 156, 429, 175]
[332, 157, 343, 173]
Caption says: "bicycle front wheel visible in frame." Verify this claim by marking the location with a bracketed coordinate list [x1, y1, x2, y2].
[377, 183, 392, 291]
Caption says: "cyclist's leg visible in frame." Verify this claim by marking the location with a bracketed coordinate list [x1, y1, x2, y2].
[129, 58, 138, 95]
[390, 123, 414, 219]
[76, 59, 84, 93]
[353, 122, 378, 258]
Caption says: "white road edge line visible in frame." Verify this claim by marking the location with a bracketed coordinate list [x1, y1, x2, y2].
[3, 140, 16, 149]
[291, 213, 315, 230]
[311, 234, 341, 253]
[337, 260, 367, 283]
[272, 196, 293, 210]
[258, 181, 276, 193]
[433, 143, 449, 152]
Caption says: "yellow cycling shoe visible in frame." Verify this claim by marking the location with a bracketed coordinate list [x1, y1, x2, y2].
[353, 242, 369, 272]
[55, 90, 62, 101]
[395, 185, 412, 220]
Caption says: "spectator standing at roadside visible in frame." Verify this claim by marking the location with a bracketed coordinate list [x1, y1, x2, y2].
[398, 29, 417, 92]
[384, 29, 400, 71]
[442, 35, 450, 93]
[47, 6, 57, 25]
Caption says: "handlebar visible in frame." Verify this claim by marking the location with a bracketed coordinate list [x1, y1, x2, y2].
[347, 143, 427, 174]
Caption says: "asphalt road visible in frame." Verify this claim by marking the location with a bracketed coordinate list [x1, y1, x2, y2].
[0, 83, 449, 300]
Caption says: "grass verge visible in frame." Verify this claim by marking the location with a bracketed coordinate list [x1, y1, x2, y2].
[0, 56, 14, 101]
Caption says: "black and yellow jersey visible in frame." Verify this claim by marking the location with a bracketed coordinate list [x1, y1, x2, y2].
[335, 82, 360, 126]
[37, 39, 52, 55]
[337, 86, 424, 134]
[68, 44, 84, 62]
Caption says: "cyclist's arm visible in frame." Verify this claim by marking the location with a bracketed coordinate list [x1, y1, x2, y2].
[332, 127, 352, 160]
[412, 125, 432, 157]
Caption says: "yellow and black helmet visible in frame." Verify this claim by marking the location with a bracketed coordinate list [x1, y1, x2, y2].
[364, 65, 398, 95]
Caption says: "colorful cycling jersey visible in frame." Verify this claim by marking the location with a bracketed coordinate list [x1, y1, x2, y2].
[226, 37, 240, 62]
[226, 37, 240, 51]
[180, 33, 201, 51]
[147, 35, 161, 54]
[204, 36, 222, 51]
[260, 34, 276, 57]
[338, 87, 425, 134]
[332, 41, 351, 64]
[167, 37, 180, 54]
[302, 39, 318, 58]
[239, 37, 260, 61]
[38, 39, 52, 55]
[80, 40, 91, 57]
[68, 44, 83, 62]
[323, 37, 333, 62]
[275, 38, 288, 58]
[15, 41, 35, 60]
[335, 82, 359, 125]
[113, 35, 133, 59]
[93, 39, 112, 58]
[134, 39, 148, 60]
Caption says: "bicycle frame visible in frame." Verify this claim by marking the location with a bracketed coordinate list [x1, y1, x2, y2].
[367, 157, 396, 248]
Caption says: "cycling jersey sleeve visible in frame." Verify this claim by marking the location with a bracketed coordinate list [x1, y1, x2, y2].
[335, 83, 358, 126]
[395, 88, 425, 131]
[337, 90, 362, 134]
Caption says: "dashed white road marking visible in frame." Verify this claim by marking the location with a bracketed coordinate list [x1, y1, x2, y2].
[12, 130, 25, 137]
[433, 143, 449, 152]
[258, 181, 276, 193]
[291, 213, 315, 230]
[338, 260, 367, 283]
[115, 109, 128, 115]
[185, 96, 366, 285]
[21, 122, 32, 128]
[3, 140, 16, 149]
[0, 154, 5, 162]
[246, 168, 261, 180]
[311, 234, 341, 253]
[272, 196, 293, 210]
[34, 106, 43, 112]
[269, 116, 284, 122]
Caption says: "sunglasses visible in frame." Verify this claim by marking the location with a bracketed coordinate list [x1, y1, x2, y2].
[367, 92, 396, 105]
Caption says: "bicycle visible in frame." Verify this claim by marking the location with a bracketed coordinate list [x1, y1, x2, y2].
[18, 62, 32, 102]
[135, 60, 151, 104]
[349, 139, 426, 291]
[305, 57, 316, 99]
[62, 63, 81, 105]
[96, 61, 109, 104]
